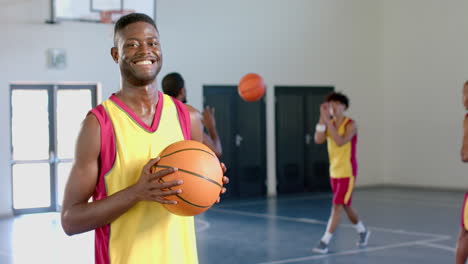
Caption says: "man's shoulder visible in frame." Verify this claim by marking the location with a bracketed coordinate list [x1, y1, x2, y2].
[185, 104, 203, 120]
[185, 104, 200, 113]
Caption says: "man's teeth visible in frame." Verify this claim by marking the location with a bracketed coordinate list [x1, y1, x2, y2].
[135, 60, 152, 65]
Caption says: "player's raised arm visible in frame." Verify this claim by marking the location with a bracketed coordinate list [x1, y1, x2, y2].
[461, 116, 468, 162]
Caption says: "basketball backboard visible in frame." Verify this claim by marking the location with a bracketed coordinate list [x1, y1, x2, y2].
[54, 0, 155, 23]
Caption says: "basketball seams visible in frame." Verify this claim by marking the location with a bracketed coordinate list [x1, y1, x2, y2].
[160, 148, 215, 158]
[159, 178, 211, 208]
[238, 73, 265, 102]
[155, 140, 223, 216]
[154, 165, 222, 188]
[240, 88, 262, 98]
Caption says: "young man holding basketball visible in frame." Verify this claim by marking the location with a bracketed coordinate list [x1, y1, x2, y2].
[60, 13, 228, 264]
[456, 81, 468, 264]
[313, 92, 370, 254]
[162, 72, 223, 157]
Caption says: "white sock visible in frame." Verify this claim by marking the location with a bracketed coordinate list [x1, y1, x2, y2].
[354, 221, 366, 233]
[321, 231, 333, 244]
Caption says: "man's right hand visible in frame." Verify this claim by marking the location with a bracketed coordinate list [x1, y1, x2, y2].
[319, 102, 330, 123]
[202, 106, 217, 132]
[131, 157, 184, 204]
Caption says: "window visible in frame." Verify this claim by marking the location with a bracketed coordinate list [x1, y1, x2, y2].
[10, 83, 99, 214]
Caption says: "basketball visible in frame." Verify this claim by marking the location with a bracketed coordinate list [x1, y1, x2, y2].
[152, 140, 224, 216]
[238, 73, 265, 102]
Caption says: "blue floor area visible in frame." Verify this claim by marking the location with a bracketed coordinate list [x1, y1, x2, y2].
[0, 187, 463, 263]
[197, 187, 461, 264]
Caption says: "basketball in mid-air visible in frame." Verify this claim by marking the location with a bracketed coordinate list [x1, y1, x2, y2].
[238, 73, 265, 102]
[152, 140, 223, 216]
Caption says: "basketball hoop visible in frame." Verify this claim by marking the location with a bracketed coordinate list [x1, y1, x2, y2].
[100, 9, 135, 24]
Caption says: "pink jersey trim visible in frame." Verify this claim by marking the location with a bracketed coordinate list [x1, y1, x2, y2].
[171, 97, 192, 140]
[109, 91, 164, 133]
[89, 105, 116, 264]
[346, 119, 358, 177]
[350, 134, 358, 177]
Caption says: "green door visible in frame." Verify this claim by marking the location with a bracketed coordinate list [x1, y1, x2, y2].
[275, 86, 333, 194]
[203, 86, 266, 198]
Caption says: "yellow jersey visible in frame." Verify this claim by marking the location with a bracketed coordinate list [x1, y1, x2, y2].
[90, 92, 197, 264]
[326, 117, 358, 179]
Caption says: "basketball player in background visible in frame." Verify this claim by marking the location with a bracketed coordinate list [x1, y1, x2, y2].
[162, 72, 223, 157]
[456, 81, 468, 264]
[312, 92, 370, 254]
[60, 13, 228, 264]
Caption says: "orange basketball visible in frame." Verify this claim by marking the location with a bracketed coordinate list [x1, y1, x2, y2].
[238, 73, 265, 102]
[152, 140, 223, 216]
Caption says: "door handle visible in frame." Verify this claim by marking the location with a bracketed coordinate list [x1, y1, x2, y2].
[235, 134, 243, 147]
[305, 133, 311, 145]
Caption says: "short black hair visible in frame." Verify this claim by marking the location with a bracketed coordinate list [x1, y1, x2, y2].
[162, 72, 185, 97]
[325, 92, 349, 109]
[114, 13, 157, 42]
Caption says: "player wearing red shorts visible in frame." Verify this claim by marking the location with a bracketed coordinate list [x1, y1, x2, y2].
[313, 92, 370, 254]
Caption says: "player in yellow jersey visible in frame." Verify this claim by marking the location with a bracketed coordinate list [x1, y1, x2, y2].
[456, 81, 468, 264]
[60, 13, 229, 264]
[161, 72, 222, 157]
[312, 92, 369, 254]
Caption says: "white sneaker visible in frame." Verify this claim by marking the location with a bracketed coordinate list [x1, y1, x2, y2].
[357, 229, 371, 247]
[312, 240, 329, 254]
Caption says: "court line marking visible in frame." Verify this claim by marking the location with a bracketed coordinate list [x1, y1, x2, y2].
[256, 237, 449, 264]
[212, 208, 453, 262]
[365, 194, 463, 203]
[353, 189, 464, 203]
[352, 196, 461, 209]
[217, 192, 462, 209]
[194, 218, 211, 232]
[418, 242, 456, 252]
[211, 208, 450, 239]
[216, 194, 332, 208]
[358, 189, 465, 199]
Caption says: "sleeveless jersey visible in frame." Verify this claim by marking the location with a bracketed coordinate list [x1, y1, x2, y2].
[89, 92, 198, 264]
[326, 117, 358, 179]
